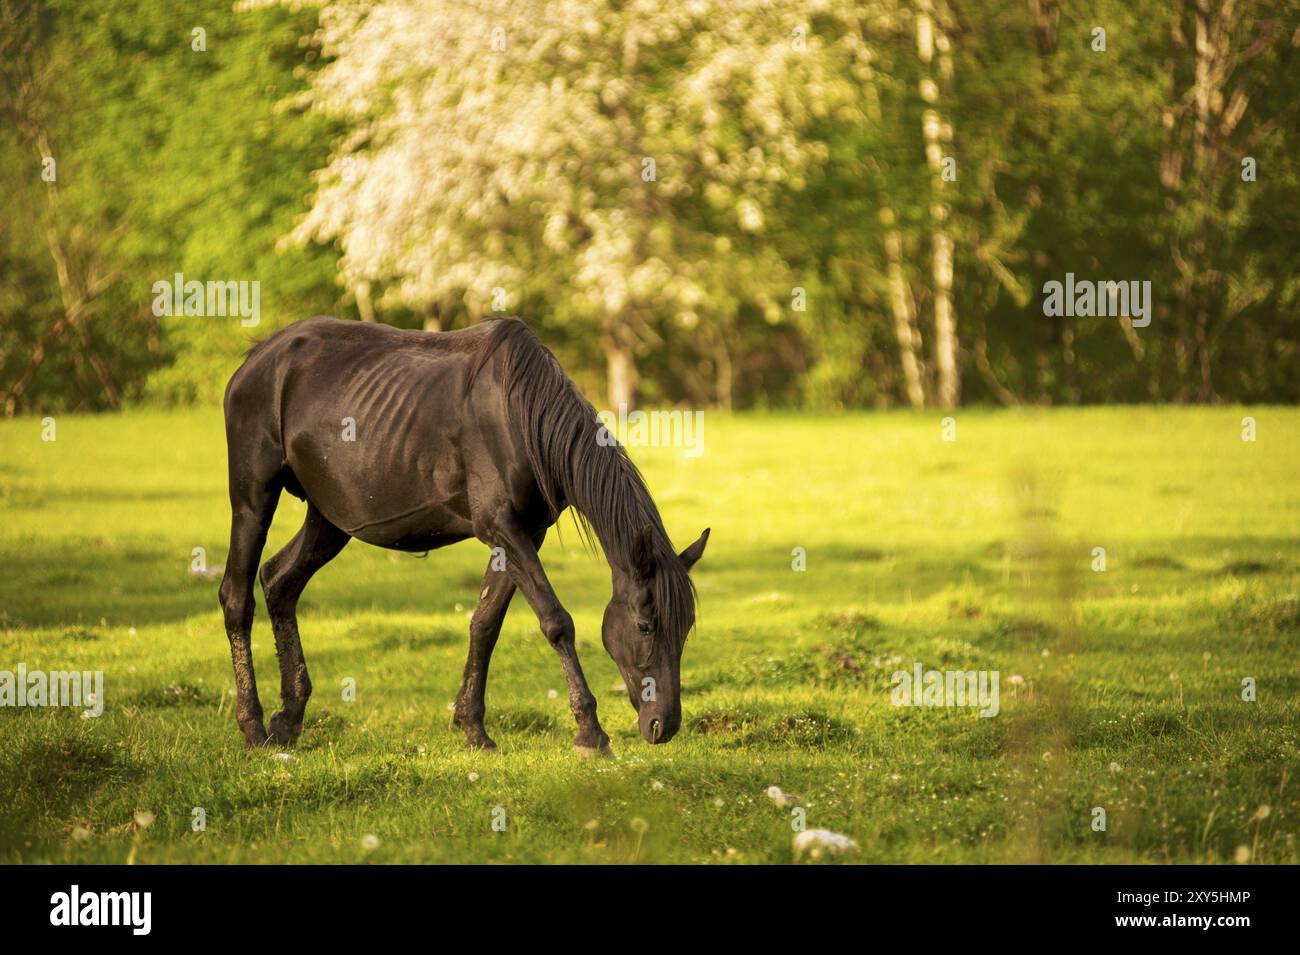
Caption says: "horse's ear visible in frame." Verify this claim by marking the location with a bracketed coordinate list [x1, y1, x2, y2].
[631, 524, 657, 580]
[678, 528, 710, 571]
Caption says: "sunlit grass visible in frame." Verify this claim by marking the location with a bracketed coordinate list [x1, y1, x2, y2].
[0, 407, 1296, 863]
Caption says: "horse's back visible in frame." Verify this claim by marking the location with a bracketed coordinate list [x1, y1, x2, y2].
[226, 316, 500, 419]
[233, 317, 491, 380]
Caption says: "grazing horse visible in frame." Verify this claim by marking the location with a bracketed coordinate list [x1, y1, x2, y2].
[219, 316, 708, 756]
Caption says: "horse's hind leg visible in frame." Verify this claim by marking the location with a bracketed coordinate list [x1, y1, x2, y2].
[219, 478, 282, 747]
[259, 503, 350, 746]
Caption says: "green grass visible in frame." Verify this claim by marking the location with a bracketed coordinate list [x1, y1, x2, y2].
[0, 406, 1297, 864]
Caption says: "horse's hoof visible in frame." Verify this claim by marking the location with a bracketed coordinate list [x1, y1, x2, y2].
[266, 713, 302, 747]
[575, 741, 614, 759]
[466, 738, 500, 754]
[239, 722, 269, 748]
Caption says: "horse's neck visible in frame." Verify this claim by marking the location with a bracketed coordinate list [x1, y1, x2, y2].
[574, 453, 662, 571]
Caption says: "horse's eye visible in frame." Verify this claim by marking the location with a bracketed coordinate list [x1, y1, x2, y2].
[636, 622, 653, 636]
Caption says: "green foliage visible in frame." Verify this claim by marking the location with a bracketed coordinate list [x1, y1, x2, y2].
[0, 0, 344, 411]
[1, 0, 1297, 411]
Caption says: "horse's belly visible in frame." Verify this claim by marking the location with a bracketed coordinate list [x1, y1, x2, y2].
[283, 430, 472, 548]
[348, 511, 473, 552]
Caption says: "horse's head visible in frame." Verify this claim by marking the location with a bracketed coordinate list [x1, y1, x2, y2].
[602, 526, 709, 744]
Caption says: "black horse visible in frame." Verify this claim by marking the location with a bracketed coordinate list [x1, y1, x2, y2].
[219, 316, 708, 756]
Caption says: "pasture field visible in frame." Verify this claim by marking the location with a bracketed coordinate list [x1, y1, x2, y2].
[0, 407, 1296, 864]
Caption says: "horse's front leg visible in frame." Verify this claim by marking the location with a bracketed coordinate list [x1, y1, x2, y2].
[454, 555, 516, 751]
[492, 519, 612, 757]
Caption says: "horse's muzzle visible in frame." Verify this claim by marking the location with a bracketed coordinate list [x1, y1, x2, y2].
[639, 707, 679, 744]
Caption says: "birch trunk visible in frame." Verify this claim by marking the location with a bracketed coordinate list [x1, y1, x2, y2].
[916, 0, 959, 408]
[881, 207, 926, 408]
[1166, 0, 1272, 401]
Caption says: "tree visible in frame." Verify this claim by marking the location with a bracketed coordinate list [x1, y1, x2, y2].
[271, 0, 849, 408]
[0, 0, 343, 412]
[1, 0, 130, 414]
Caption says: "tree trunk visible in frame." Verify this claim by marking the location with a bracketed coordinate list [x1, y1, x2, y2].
[80, 332, 120, 409]
[916, 0, 960, 408]
[4, 305, 81, 416]
[1164, 0, 1273, 402]
[355, 280, 376, 323]
[930, 226, 958, 407]
[601, 317, 638, 410]
[423, 300, 442, 332]
[710, 322, 734, 412]
[973, 322, 1018, 406]
[880, 208, 926, 408]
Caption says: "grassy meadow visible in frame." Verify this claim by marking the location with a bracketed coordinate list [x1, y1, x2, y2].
[0, 407, 1296, 864]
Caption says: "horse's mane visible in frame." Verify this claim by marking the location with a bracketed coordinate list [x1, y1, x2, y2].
[469, 318, 696, 647]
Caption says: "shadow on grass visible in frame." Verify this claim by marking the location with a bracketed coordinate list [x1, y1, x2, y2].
[0, 730, 145, 851]
[2, 533, 1293, 636]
